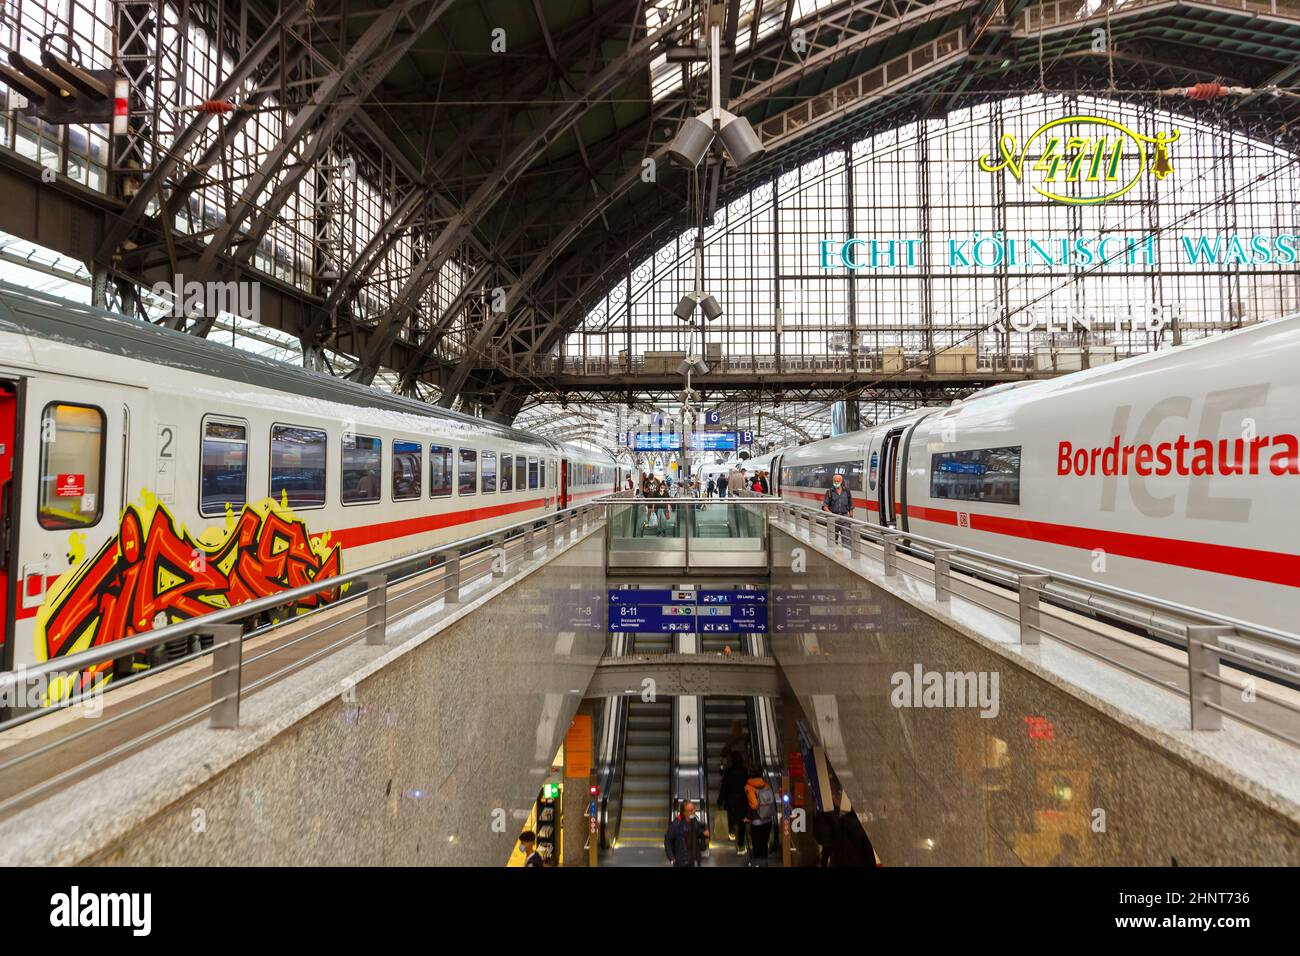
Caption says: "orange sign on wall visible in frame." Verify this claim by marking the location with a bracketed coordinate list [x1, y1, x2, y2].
[564, 715, 592, 778]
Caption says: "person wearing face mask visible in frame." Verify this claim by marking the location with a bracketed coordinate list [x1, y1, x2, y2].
[518, 830, 545, 867]
[821, 472, 854, 547]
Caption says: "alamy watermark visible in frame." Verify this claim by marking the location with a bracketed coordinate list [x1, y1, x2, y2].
[150, 273, 260, 323]
[890, 663, 1000, 718]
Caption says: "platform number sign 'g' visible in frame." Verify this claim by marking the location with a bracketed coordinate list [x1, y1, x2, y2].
[156, 424, 177, 504]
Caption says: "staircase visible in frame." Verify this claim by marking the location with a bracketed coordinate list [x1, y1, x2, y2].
[617, 699, 672, 847]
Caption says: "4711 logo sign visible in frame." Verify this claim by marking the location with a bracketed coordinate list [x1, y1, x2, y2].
[979, 115, 1179, 205]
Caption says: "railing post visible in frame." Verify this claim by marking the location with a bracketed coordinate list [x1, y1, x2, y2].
[491, 534, 507, 578]
[547, 516, 557, 551]
[580, 508, 588, 535]
[523, 525, 535, 561]
[932, 549, 956, 603]
[439, 551, 461, 605]
[208, 624, 244, 729]
[847, 522, 860, 559]
[1188, 626, 1232, 731]
[1017, 574, 1049, 645]
[882, 534, 898, 577]
[364, 573, 387, 646]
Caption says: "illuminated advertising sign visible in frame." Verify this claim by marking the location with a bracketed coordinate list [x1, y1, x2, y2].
[978, 115, 1178, 205]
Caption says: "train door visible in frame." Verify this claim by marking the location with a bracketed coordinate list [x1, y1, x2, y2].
[10, 376, 141, 674]
[878, 428, 905, 528]
[559, 458, 569, 509]
[0, 380, 18, 671]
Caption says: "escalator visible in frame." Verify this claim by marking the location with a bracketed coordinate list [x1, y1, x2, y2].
[703, 696, 752, 780]
[616, 698, 672, 848]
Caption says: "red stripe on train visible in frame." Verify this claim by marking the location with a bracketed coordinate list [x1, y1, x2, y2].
[784, 487, 1300, 588]
[13, 492, 611, 621]
[906, 504, 1300, 589]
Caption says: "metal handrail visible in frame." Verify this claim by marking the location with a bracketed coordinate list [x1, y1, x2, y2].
[766, 496, 1300, 744]
[0, 503, 599, 697]
[767, 498, 1300, 654]
[3, 491, 1298, 821]
[0, 503, 605, 730]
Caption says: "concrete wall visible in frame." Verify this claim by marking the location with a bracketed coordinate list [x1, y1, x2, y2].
[769, 526, 1300, 866]
[1, 529, 606, 866]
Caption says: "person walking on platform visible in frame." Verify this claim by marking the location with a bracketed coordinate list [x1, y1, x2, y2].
[744, 769, 776, 866]
[664, 800, 710, 867]
[821, 472, 854, 547]
[654, 479, 672, 534]
[727, 466, 748, 535]
[518, 830, 545, 867]
[717, 472, 727, 499]
[717, 752, 751, 854]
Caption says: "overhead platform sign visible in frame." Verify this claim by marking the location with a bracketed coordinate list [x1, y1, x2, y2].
[608, 588, 768, 634]
[633, 433, 682, 451]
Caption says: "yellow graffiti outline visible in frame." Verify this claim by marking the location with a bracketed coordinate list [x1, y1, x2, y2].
[33, 491, 341, 694]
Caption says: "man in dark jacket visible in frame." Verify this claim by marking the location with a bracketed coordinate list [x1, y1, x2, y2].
[821, 473, 854, 547]
[830, 809, 877, 867]
[717, 752, 751, 853]
[664, 800, 710, 866]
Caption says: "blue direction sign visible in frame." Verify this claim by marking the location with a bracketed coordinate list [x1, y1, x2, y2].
[609, 587, 768, 633]
[690, 431, 737, 451]
[634, 432, 682, 452]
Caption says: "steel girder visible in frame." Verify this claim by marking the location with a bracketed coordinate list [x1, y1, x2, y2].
[441, 0, 975, 390]
[185, 0, 458, 335]
[97, 4, 310, 267]
[347, 0, 699, 387]
[311, 0, 646, 348]
[479, 3, 1300, 392]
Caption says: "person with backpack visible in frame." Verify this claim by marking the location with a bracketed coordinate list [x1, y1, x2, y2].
[744, 768, 776, 866]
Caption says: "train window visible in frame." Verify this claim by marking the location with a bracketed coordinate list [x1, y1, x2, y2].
[481, 451, 497, 493]
[271, 425, 327, 508]
[341, 433, 382, 505]
[429, 445, 453, 497]
[458, 449, 478, 496]
[501, 454, 513, 492]
[200, 416, 248, 517]
[528, 457, 539, 489]
[784, 459, 863, 491]
[37, 402, 105, 530]
[392, 440, 422, 500]
[539, 458, 546, 490]
[515, 456, 527, 491]
[930, 446, 1022, 505]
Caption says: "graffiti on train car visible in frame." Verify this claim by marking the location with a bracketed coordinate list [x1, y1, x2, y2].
[34, 491, 343, 698]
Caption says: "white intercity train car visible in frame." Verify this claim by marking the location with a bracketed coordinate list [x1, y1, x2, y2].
[0, 283, 621, 685]
[774, 316, 1300, 636]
